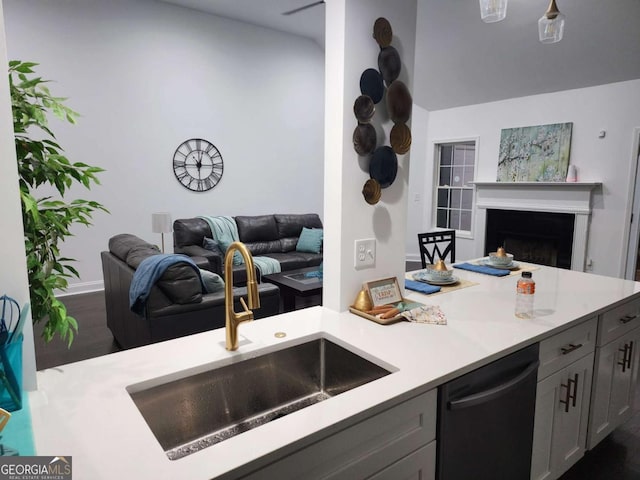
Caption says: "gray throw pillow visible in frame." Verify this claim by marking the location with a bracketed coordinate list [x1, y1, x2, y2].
[199, 269, 225, 293]
[202, 237, 223, 256]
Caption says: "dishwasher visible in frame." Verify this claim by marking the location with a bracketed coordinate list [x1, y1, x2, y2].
[437, 343, 540, 480]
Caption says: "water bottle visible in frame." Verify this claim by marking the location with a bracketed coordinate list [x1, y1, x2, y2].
[515, 271, 535, 319]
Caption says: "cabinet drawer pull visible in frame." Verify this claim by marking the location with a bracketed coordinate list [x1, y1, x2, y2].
[618, 343, 631, 372]
[619, 314, 638, 324]
[560, 343, 583, 355]
[560, 373, 579, 412]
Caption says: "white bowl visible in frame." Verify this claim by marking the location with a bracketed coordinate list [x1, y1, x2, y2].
[488, 252, 514, 266]
[425, 264, 453, 281]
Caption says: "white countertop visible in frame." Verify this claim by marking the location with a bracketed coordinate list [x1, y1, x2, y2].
[28, 264, 640, 479]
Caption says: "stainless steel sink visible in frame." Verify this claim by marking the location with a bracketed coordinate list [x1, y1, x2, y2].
[127, 337, 392, 460]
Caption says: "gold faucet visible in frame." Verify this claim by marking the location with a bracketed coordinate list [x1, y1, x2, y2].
[225, 241, 260, 351]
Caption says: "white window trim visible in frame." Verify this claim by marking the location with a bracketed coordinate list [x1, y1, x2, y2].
[431, 136, 480, 240]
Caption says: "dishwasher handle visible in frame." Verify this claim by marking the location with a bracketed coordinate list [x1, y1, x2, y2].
[448, 360, 540, 410]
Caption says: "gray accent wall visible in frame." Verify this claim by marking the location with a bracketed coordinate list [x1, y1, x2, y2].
[3, 0, 325, 294]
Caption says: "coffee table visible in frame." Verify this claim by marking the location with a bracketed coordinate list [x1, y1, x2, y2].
[263, 266, 323, 312]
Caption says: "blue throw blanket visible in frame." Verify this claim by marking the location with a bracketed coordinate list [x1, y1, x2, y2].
[198, 215, 281, 276]
[199, 215, 243, 265]
[129, 254, 202, 315]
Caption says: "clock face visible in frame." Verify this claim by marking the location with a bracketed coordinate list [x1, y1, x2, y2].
[172, 138, 224, 192]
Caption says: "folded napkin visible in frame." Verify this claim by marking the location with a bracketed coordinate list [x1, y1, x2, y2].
[453, 263, 509, 277]
[401, 305, 447, 325]
[405, 279, 442, 294]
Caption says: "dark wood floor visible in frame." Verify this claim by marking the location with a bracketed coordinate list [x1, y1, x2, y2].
[34, 290, 640, 478]
[33, 291, 120, 370]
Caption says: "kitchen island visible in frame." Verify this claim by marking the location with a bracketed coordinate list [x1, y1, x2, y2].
[28, 264, 640, 479]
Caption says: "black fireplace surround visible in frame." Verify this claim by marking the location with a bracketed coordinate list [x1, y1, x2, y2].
[485, 209, 574, 269]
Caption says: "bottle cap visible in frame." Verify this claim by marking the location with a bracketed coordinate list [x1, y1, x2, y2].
[522, 271, 532, 278]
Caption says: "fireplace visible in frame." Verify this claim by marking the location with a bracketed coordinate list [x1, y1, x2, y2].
[485, 210, 574, 269]
[472, 181, 601, 271]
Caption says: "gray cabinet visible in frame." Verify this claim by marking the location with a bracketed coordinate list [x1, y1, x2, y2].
[531, 352, 594, 480]
[588, 322, 640, 448]
[368, 441, 436, 480]
[531, 317, 597, 480]
[237, 389, 437, 480]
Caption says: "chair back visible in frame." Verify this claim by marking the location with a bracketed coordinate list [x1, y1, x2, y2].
[418, 230, 456, 268]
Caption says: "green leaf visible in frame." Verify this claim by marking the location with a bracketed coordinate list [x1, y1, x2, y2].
[10, 60, 109, 346]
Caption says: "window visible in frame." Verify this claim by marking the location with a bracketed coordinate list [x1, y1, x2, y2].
[435, 141, 476, 234]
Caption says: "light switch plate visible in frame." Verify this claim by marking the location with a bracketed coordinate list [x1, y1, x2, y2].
[354, 238, 376, 269]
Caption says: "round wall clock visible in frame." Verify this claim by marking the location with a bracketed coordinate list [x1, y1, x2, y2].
[172, 138, 224, 192]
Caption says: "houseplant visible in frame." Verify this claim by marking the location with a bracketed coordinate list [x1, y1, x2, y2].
[9, 60, 107, 346]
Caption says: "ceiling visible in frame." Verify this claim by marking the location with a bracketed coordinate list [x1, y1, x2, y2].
[160, 0, 640, 110]
[159, 0, 326, 46]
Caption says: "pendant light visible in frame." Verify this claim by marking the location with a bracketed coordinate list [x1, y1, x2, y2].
[479, 0, 508, 23]
[538, 0, 565, 43]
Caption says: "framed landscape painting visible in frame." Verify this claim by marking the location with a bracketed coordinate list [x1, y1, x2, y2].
[497, 122, 573, 182]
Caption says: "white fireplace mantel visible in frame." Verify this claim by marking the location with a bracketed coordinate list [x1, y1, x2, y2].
[472, 182, 601, 214]
[471, 181, 602, 271]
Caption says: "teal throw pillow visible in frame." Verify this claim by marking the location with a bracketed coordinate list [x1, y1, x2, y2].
[296, 227, 323, 254]
[216, 237, 244, 265]
[199, 269, 225, 293]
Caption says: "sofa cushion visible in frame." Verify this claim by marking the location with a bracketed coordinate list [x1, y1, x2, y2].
[200, 269, 225, 293]
[274, 214, 323, 252]
[173, 218, 212, 249]
[296, 227, 323, 253]
[110, 234, 203, 305]
[263, 253, 308, 271]
[109, 233, 159, 262]
[245, 240, 284, 256]
[202, 237, 223, 256]
[236, 215, 279, 243]
[274, 213, 323, 238]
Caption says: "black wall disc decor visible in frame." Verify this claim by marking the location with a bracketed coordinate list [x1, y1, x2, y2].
[352, 17, 413, 205]
[353, 123, 377, 156]
[373, 17, 393, 48]
[378, 46, 401, 86]
[359, 68, 385, 104]
[387, 80, 413, 124]
[370, 146, 398, 188]
[353, 95, 375, 123]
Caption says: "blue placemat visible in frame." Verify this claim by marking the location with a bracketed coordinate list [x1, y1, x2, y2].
[453, 263, 509, 277]
[405, 280, 442, 294]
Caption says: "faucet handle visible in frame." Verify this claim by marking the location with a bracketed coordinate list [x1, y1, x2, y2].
[239, 296, 251, 313]
[237, 297, 255, 323]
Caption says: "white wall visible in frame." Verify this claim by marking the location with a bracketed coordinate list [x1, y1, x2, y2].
[324, 0, 416, 311]
[409, 80, 640, 278]
[3, 0, 325, 294]
[0, 1, 36, 389]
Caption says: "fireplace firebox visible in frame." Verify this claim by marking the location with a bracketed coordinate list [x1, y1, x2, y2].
[485, 209, 574, 269]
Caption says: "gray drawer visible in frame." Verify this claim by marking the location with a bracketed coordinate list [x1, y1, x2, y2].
[597, 298, 640, 346]
[239, 389, 437, 480]
[538, 317, 597, 380]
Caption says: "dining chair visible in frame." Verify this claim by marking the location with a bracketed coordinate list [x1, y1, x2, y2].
[418, 230, 456, 268]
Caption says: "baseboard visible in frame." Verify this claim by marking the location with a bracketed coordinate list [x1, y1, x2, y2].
[55, 280, 104, 297]
[406, 253, 421, 263]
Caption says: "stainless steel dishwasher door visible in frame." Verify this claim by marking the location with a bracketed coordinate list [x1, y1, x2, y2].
[437, 343, 540, 480]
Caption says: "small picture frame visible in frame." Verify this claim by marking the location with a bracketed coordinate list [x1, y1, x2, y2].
[365, 277, 402, 307]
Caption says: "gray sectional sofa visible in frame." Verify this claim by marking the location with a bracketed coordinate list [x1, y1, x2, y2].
[101, 233, 280, 349]
[173, 213, 323, 286]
